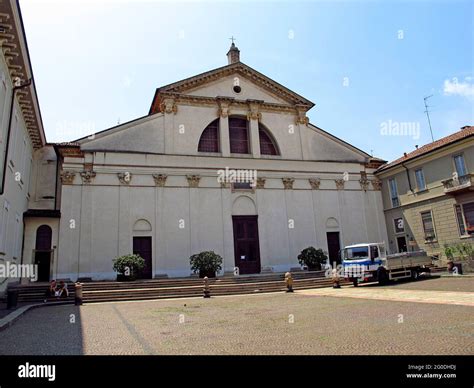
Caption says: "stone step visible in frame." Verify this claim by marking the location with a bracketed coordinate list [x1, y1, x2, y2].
[82, 281, 349, 303]
[12, 271, 328, 293]
[7, 269, 354, 304]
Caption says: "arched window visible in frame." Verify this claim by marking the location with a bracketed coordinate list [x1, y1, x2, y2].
[36, 225, 52, 250]
[229, 117, 250, 154]
[198, 119, 219, 152]
[259, 125, 279, 155]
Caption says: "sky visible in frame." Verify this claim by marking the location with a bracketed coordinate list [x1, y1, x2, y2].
[19, 0, 473, 162]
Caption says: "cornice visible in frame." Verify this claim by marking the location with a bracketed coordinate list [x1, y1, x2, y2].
[0, 5, 44, 149]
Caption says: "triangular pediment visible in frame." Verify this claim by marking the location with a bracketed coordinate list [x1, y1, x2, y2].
[149, 62, 314, 114]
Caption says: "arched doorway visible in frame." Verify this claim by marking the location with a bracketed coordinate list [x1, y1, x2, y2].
[35, 225, 52, 282]
[132, 219, 153, 279]
[232, 196, 260, 274]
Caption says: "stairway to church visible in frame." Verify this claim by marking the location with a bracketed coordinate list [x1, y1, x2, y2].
[10, 270, 349, 304]
[8, 267, 451, 304]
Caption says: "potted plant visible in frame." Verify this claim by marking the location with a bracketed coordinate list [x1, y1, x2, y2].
[443, 244, 455, 271]
[189, 251, 223, 278]
[297, 247, 328, 271]
[112, 254, 145, 281]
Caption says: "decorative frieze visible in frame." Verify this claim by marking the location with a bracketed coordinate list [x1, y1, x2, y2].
[282, 178, 294, 190]
[217, 97, 234, 118]
[152, 174, 168, 187]
[80, 170, 96, 184]
[60, 170, 75, 185]
[295, 105, 309, 125]
[117, 172, 132, 185]
[256, 177, 266, 189]
[359, 172, 369, 191]
[160, 97, 178, 114]
[335, 179, 345, 190]
[309, 178, 321, 190]
[186, 175, 201, 188]
[359, 178, 370, 191]
[371, 179, 382, 191]
[246, 100, 262, 121]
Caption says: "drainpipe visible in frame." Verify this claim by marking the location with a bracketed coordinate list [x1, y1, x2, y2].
[401, 162, 413, 192]
[0, 78, 33, 195]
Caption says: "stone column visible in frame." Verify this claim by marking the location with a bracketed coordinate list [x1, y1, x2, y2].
[247, 100, 262, 158]
[187, 175, 201, 259]
[217, 98, 233, 157]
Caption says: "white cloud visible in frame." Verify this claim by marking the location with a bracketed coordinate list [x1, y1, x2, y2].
[443, 77, 474, 97]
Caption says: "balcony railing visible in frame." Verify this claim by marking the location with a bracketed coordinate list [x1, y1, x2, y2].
[442, 173, 473, 194]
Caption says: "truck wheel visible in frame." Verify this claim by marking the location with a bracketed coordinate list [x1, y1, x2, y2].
[377, 268, 388, 285]
[411, 270, 419, 280]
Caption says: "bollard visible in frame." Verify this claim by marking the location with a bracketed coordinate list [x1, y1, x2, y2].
[6, 289, 18, 309]
[203, 276, 211, 298]
[332, 269, 341, 289]
[284, 272, 293, 293]
[74, 282, 83, 305]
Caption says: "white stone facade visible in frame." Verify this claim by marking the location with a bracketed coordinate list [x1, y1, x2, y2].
[19, 57, 388, 281]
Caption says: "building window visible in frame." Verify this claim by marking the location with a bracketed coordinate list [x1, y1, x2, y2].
[229, 117, 250, 154]
[388, 178, 399, 208]
[415, 168, 426, 191]
[232, 182, 254, 191]
[259, 125, 279, 155]
[198, 119, 219, 152]
[393, 217, 404, 234]
[453, 154, 467, 177]
[455, 202, 474, 236]
[421, 211, 436, 241]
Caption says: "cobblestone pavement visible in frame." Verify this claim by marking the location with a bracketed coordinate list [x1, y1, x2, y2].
[0, 278, 472, 355]
[298, 285, 474, 306]
[383, 276, 473, 292]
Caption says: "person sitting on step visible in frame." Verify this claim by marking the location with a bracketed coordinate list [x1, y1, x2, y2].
[57, 281, 69, 298]
[44, 280, 57, 303]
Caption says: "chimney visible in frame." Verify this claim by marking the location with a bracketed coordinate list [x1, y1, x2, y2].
[227, 42, 240, 64]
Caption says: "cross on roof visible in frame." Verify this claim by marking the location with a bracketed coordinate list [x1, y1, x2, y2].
[229, 36, 236, 44]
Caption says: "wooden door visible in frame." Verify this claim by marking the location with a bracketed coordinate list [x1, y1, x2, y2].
[232, 216, 261, 274]
[35, 225, 52, 282]
[133, 237, 152, 279]
[34, 251, 51, 282]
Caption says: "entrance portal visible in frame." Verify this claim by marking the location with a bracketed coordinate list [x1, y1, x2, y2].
[232, 216, 261, 274]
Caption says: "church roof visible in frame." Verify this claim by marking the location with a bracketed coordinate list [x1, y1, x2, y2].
[148, 61, 315, 114]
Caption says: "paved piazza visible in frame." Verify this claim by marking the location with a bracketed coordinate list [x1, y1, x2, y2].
[0, 277, 472, 355]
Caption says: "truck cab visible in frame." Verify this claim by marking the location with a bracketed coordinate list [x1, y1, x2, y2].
[342, 243, 387, 286]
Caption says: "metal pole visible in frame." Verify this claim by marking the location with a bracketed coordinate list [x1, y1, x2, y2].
[424, 95, 434, 142]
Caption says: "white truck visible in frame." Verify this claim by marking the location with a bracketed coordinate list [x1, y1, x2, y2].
[342, 242, 433, 286]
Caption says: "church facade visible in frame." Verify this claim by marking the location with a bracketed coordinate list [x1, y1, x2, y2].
[23, 44, 388, 282]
